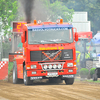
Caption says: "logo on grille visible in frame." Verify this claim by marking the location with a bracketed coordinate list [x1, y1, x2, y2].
[42, 50, 62, 61]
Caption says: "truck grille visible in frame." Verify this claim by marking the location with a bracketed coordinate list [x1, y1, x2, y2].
[30, 49, 73, 61]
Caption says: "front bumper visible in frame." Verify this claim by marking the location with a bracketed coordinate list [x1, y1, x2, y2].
[27, 68, 76, 78]
[30, 75, 75, 80]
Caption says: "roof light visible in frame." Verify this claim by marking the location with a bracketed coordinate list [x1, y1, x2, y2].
[48, 64, 52, 69]
[34, 20, 37, 25]
[38, 20, 41, 24]
[60, 19, 63, 24]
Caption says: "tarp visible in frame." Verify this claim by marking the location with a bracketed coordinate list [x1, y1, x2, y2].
[91, 33, 100, 45]
[90, 33, 100, 57]
[97, 54, 100, 56]
[18, 42, 22, 48]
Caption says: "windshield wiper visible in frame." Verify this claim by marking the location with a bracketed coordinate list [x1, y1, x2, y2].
[30, 40, 43, 44]
[41, 40, 58, 43]
[58, 39, 69, 43]
[47, 40, 58, 43]
[42, 39, 71, 43]
[55, 39, 71, 43]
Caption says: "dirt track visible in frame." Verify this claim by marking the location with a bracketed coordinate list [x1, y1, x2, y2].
[0, 80, 100, 100]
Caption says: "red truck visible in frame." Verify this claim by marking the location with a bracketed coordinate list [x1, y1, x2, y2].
[11, 19, 78, 85]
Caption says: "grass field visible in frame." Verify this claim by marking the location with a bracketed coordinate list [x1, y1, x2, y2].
[75, 78, 100, 83]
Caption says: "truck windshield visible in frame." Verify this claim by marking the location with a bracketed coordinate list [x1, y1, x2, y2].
[28, 28, 73, 44]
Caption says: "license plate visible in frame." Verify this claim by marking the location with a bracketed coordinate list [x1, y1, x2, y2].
[47, 72, 58, 77]
[62, 75, 74, 78]
[30, 76, 42, 80]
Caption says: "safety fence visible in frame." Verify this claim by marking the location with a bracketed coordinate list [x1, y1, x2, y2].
[0, 61, 8, 80]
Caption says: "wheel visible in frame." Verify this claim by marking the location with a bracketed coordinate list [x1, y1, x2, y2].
[65, 78, 74, 85]
[23, 65, 33, 85]
[93, 73, 98, 81]
[13, 61, 20, 84]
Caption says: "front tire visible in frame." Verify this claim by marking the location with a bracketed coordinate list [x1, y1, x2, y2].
[23, 65, 33, 85]
[13, 61, 20, 84]
[65, 78, 74, 85]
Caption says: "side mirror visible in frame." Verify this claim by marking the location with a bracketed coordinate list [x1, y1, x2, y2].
[75, 32, 78, 42]
[21, 34, 25, 43]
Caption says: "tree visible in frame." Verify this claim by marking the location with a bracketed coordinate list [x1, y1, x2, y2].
[2, 36, 12, 58]
[66, 0, 100, 35]
[0, 0, 18, 35]
[41, 0, 74, 22]
[17, 0, 73, 23]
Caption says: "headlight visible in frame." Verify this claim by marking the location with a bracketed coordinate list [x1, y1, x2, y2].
[58, 64, 62, 69]
[44, 65, 47, 69]
[48, 64, 52, 69]
[31, 65, 37, 69]
[53, 64, 57, 69]
[67, 63, 73, 67]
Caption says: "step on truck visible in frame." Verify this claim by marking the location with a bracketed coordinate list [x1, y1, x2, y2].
[11, 19, 78, 85]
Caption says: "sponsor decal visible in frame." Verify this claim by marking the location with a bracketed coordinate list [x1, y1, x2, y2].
[39, 47, 64, 50]
[32, 27, 68, 31]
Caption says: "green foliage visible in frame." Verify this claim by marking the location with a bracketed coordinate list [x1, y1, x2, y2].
[41, 0, 74, 22]
[8, 62, 13, 75]
[90, 68, 96, 76]
[76, 71, 79, 76]
[2, 37, 12, 58]
[86, 79, 100, 83]
[66, 0, 100, 35]
[75, 78, 100, 83]
[8, 62, 13, 82]
[79, 68, 89, 78]
[0, 0, 18, 35]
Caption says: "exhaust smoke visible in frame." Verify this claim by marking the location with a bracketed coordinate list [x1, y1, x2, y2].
[20, 0, 34, 22]
[19, 0, 49, 22]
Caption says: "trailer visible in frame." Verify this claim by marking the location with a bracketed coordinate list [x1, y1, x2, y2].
[76, 31, 93, 71]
